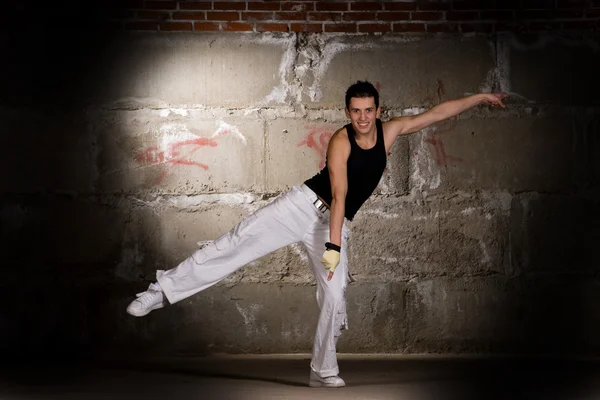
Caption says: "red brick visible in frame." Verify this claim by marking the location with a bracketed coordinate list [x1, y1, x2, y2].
[384, 2, 417, 10]
[12, 11, 38, 22]
[207, 11, 240, 20]
[494, 21, 527, 31]
[248, 2, 281, 10]
[557, 0, 590, 7]
[178, 2, 212, 10]
[452, 0, 494, 10]
[517, 9, 584, 18]
[290, 22, 323, 32]
[222, 22, 254, 31]
[214, 2, 247, 10]
[105, 21, 124, 30]
[282, 2, 314, 11]
[426, 23, 459, 32]
[495, 0, 521, 8]
[358, 22, 392, 32]
[587, 9, 600, 16]
[562, 20, 599, 29]
[593, 0, 600, 7]
[324, 22, 357, 32]
[480, 10, 515, 20]
[110, 8, 135, 19]
[527, 21, 563, 30]
[377, 11, 411, 20]
[446, 11, 479, 20]
[417, 1, 451, 11]
[145, 1, 177, 10]
[451, 0, 484, 9]
[343, 12, 377, 21]
[138, 10, 171, 19]
[256, 22, 290, 31]
[521, 0, 557, 9]
[460, 22, 493, 32]
[172, 11, 206, 19]
[351, 2, 383, 11]
[194, 21, 221, 30]
[316, 3, 349, 11]
[308, 12, 343, 21]
[242, 11, 274, 20]
[393, 22, 426, 31]
[124, 21, 159, 30]
[124, 0, 145, 9]
[160, 21, 193, 30]
[274, 11, 307, 20]
[453, 0, 521, 9]
[411, 11, 444, 20]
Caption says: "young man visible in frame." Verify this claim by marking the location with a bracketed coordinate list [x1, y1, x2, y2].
[126, 81, 507, 388]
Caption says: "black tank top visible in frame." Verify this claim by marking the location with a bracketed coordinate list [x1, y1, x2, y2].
[304, 119, 387, 221]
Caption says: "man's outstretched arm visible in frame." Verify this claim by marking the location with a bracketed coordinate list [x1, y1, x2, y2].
[384, 93, 509, 137]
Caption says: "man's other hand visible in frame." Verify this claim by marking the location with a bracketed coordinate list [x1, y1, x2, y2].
[321, 248, 340, 281]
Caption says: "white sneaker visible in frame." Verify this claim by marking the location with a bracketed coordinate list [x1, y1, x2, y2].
[309, 370, 346, 388]
[126, 283, 166, 317]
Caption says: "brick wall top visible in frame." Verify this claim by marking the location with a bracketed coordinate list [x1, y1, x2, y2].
[101, 0, 600, 34]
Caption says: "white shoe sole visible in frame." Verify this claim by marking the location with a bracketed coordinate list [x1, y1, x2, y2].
[126, 302, 164, 317]
[309, 380, 345, 388]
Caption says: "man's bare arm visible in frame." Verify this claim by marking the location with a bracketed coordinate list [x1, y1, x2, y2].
[385, 93, 509, 137]
[327, 130, 351, 248]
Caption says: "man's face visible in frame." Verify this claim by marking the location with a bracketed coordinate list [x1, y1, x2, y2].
[345, 97, 381, 135]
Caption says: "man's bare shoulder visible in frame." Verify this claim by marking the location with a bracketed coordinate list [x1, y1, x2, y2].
[381, 116, 413, 141]
[330, 126, 350, 146]
[327, 127, 351, 159]
[382, 116, 409, 130]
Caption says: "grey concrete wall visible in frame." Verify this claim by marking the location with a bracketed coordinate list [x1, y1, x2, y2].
[1, 31, 599, 358]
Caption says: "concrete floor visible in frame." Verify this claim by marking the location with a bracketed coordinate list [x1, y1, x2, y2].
[1, 355, 598, 400]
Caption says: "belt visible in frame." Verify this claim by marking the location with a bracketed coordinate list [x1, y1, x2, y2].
[300, 184, 330, 214]
[313, 198, 329, 213]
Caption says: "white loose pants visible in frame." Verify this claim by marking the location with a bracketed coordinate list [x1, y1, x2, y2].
[156, 184, 351, 377]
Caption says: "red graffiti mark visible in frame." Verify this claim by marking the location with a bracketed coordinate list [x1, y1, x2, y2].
[135, 137, 218, 184]
[422, 118, 463, 166]
[436, 79, 445, 103]
[170, 159, 209, 169]
[297, 126, 333, 169]
[424, 137, 463, 166]
[375, 81, 383, 92]
[421, 78, 446, 105]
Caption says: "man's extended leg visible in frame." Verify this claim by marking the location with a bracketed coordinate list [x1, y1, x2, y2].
[127, 187, 319, 315]
[303, 216, 350, 387]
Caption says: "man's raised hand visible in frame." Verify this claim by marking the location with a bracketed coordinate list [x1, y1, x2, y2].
[481, 93, 509, 108]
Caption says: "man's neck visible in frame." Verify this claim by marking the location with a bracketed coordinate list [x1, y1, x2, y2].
[354, 127, 377, 149]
